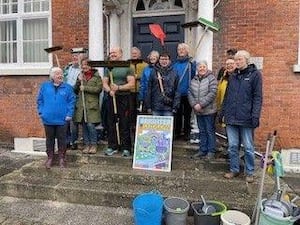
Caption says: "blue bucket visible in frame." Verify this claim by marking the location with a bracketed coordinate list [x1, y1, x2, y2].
[133, 192, 164, 225]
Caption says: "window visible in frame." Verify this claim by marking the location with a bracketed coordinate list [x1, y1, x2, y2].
[0, 0, 50, 68]
[135, 0, 183, 11]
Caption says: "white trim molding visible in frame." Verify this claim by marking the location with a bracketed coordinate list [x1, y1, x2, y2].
[293, 2, 300, 73]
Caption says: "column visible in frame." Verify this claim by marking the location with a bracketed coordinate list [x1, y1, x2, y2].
[89, 0, 104, 61]
[195, 0, 214, 69]
[109, 12, 121, 48]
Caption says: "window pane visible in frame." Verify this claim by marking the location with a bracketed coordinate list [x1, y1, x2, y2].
[0, 0, 18, 14]
[23, 18, 48, 62]
[136, 0, 145, 11]
[0, 20, 17, 63]
[24, 0, 49, 12]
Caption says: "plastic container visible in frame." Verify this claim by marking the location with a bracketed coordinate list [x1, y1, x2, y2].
[258, 199, 300, 225]
[132, 192, 163, 225]
[163, 197, 190, 225]
[192, 201, 227, 225]
[221, 210, 250, 225]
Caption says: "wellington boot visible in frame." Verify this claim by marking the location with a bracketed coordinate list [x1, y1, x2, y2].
[45, 158, 53, 169]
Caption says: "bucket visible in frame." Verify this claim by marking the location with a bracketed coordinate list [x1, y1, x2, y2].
[164, 197, 190, 225]
[221, 210, 250, 225]
[258, 199, 300, 225]
[132, 192, 164, 225]
[192, 201, 227, 225]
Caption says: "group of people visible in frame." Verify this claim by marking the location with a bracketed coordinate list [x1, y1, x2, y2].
[37, 44, 263, 184]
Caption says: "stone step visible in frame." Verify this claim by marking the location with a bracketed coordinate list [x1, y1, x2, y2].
[59, 147, 229, 171]
[0, 169, 259, 215]
[20, 160, 249, 190]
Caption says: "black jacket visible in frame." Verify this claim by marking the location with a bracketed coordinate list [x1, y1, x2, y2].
[145, 64, 181, 113]
[221, 64, 263, 128]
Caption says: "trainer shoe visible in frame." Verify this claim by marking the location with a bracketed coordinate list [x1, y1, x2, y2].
[224, 172, 240, 179]
[88, 145, 97, 154]
[104, 148, 118, 156]
[82, 145, 90, 154]
[190, 152, 207, 159]
[245, 175, 254, 183]
[122, 150, 131, 157]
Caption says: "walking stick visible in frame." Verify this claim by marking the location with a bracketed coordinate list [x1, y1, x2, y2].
[87, 60, 131, 146]
[81, 78, 87, 123]
[109, 69, 120, 146]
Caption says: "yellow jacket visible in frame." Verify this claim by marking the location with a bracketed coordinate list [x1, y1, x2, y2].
[216, 72, 229, 110]
[130, 62, 148, 92]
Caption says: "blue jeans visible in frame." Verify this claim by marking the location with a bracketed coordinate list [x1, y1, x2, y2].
[226, 125, 255, 176]
[152, 111, 173, 116]
[196, 114, 216, 155]
[82, 122, 97, 145]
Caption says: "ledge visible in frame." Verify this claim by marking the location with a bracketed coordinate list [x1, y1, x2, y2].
[0, 65, 51, 76]
[293, 64, 300, 73]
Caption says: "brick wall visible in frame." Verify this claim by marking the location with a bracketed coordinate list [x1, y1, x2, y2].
[0, 76, 46, 142]
[0, 0, 299, 150]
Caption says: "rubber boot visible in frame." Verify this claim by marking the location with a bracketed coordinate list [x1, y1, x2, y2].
[58, 149, 66, 168]
[45, 150, 54, 169]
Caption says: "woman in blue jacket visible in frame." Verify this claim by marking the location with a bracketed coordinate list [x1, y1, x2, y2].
[220, 50, 263, 183]
[138, 50, 159, 111]
[37, 67, 75, 169]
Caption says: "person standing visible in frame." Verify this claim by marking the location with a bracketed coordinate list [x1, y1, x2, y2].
[188, 61, 218, 161]
[172, 43, 196, 140]
[73, 58, 102, 154]
[145, 52, 181, 116]
[138, 50, 160, 112]
[102, 47, 135, 157]
[216, 58, 237, 112]
[37, 67, 75, 169]
[217, 48, 237, 81]
[220, 50, 263, 183]
[129, 47, 148, 130]
[63, 48, 87, 150]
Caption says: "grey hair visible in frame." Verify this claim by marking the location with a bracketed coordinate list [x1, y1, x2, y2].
[196, 60, 208, 67]
[235, 50, 251, 64]
[49, 67, 63, 79]
[177, 43, 190, 54]
[131, 46, 141, 57]
[148, 50, 160, 59]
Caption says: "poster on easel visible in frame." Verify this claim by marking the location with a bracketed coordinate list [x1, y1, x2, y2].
[132, 115, 173, 172]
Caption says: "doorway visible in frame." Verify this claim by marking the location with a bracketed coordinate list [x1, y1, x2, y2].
[133, 15, 185, 61]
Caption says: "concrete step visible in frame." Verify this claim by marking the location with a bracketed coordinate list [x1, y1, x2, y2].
[0, 169, 259, 215]
[59, 148, 229, 171]
[20, 160, 248, 189]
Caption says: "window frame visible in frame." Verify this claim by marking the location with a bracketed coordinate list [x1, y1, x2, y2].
[0, 0, 52, 75]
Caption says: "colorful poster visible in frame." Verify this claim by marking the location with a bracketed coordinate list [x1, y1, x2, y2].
[133, 115, 173, 172]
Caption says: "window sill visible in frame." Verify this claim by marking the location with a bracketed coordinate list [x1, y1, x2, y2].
[293, 64, 300, 73]
[0, 65, 51, 76]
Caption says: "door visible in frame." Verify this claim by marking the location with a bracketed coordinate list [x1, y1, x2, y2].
[133, 15, 185, 61]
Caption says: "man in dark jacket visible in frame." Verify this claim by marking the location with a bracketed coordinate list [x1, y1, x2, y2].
[145, 52, 181, 116]
[220, 50, 263, 183]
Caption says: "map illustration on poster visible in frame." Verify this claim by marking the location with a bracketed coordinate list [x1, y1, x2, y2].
[133, 115, 173, 172]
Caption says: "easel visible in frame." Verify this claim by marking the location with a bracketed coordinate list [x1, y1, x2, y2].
[88, 60, 130, 146]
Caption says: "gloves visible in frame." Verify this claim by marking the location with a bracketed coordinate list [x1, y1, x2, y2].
[252, 117, 260, 128]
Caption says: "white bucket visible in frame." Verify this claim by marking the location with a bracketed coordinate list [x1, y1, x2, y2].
[221, 210, 251, 225]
